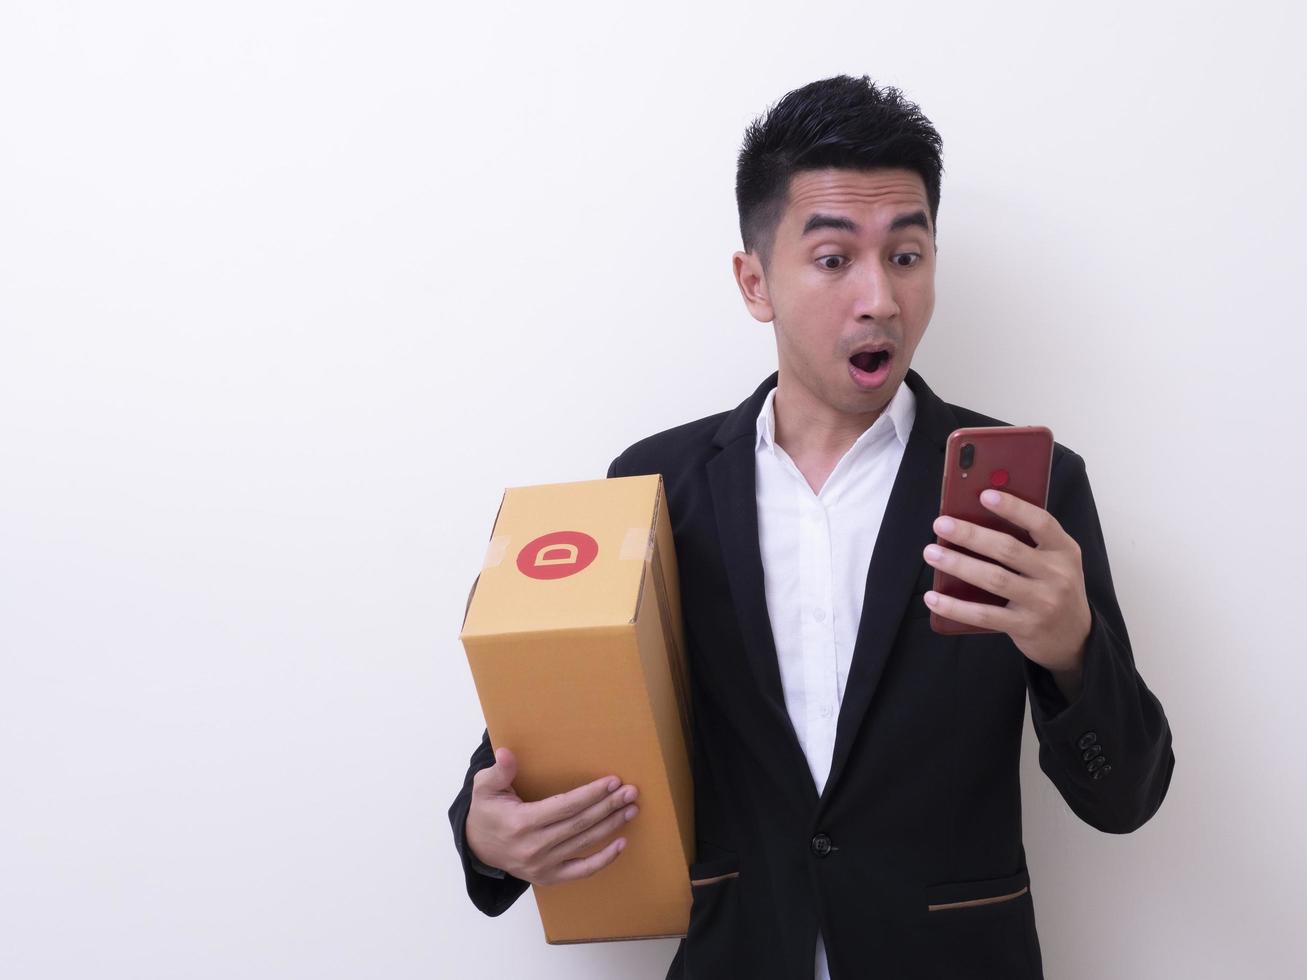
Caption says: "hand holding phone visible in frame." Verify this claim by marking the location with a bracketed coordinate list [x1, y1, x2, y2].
[930, 426, 1053, 636]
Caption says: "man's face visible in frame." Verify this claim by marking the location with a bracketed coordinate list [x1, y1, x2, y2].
[733, 166, 937, 420]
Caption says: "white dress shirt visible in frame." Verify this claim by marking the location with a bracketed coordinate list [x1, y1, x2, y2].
[754, 378, 917, 980]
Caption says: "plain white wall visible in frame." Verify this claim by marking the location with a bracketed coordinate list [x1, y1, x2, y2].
[2, 1, 1303, 977]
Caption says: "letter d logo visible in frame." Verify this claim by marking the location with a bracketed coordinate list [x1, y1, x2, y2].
[516, 530, 599, 580]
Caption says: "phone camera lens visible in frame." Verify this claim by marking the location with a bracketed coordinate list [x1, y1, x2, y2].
[960, 443, 975, 469]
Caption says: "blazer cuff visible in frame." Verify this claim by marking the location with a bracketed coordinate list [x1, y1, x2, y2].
[1024, 596, 1166, 783]
[468, 846, 508, 879]
[1024, 600, 1109, 768]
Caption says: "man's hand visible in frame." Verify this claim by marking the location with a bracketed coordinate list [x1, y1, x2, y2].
[465, 746, 641, 886]
[920, 487, 1092, 697]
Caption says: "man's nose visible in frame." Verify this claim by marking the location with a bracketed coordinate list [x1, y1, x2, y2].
[853, 264, 900, 320]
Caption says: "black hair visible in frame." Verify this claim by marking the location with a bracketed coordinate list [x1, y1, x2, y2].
[735, 75, 944, 274]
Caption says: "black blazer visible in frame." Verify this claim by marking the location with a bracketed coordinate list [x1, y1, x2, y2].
[449, 367, 1175, 980]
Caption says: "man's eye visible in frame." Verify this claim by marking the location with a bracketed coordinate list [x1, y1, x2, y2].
[894, 253, 921, 268]
[817, 255, 846, 271]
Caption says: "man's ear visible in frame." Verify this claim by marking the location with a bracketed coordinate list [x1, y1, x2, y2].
[732, 250, 775, 324]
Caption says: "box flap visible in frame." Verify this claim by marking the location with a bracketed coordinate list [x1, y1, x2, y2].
[461, 474, 662, 636]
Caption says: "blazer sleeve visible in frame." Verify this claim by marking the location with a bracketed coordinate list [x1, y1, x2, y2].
[1022, 448, 1175, 834]
[448, 452, 627, 914]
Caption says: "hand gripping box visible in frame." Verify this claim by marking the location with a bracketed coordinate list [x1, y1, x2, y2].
[459, 474, 694, 943]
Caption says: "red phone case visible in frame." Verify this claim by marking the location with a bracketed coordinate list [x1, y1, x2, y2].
[930, 425, 1054, 635]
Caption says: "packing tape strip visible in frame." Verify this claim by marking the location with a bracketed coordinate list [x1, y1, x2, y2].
[484, 529, 649, 567]
[619, 526, 653, 562]
[482, 535, 510, 569]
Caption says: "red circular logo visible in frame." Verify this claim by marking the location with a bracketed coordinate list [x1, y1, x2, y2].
[516, 530, 600, 580]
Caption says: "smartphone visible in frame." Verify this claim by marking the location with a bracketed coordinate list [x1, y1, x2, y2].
[930, 425, 1054, 636]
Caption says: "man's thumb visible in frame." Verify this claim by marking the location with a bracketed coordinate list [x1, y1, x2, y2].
[480, 746, 517, 792]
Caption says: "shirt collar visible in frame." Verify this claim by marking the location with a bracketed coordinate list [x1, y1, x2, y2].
[755, 377, 916, 457]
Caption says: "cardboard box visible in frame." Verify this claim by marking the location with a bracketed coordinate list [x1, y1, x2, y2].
[459, 474, 694, 943]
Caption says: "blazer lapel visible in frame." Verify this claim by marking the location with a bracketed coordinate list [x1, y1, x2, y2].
[705, 368, 958, 809]
[820, 368, 956, 808]
[707, 372, 818, 801]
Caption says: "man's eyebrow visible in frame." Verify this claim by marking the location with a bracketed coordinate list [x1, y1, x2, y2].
[800, 209, 931, 236]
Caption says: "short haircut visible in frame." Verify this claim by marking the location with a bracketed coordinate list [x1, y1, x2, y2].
[735, 75, 945, 274]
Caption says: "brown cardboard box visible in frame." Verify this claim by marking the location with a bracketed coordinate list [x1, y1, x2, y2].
[459, 474, 694, 943]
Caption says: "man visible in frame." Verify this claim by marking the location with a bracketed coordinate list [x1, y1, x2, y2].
[448, 75, 1175, 979]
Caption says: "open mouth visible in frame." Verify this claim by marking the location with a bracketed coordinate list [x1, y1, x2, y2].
[849, 350, 890, 373]
[847, 348, 893, 389]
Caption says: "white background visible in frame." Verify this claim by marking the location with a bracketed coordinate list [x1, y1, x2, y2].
[2, 2, 1304, 977]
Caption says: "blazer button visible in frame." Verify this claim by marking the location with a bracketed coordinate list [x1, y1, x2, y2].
[1077, 731, 1098, 750]
[1087, 755, 1108, 773]
[1082, 745, 1103, 762]
[1092, 764, 1113, 780]
[811, 833, 833, 857]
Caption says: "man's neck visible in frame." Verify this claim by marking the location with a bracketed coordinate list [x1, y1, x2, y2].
[772, 375, 888, 464]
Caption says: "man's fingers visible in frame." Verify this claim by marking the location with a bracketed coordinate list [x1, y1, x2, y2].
[978, 488, 1063, 549]
[932, 517, 1036, 575]
[538, 781, 638, 850]
[527, 774, 624, 827]
[925, 544, 1034, 606]
[543, 796, 639, 864]
[543, 835, 627, 885]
